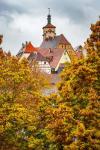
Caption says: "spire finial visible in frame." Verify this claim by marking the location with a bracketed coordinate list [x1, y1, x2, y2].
[48, 8, 50, 15]
[47, 8, 51, 24]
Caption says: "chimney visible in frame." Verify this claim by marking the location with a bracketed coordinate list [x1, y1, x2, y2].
[26, 41, 28, 46]
[22, 43, 25, 48]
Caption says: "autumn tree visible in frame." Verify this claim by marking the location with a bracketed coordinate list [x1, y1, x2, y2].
[85, 18, 100, 56]
[37, 94, 74, 149]
[34, 18, 100, 150]
[0, 51, 48, 107]
[27, 19, 100, 150]
[0, 51, 48, 150]
[56, 18, 100, 149]
[0, 18, 100, 150]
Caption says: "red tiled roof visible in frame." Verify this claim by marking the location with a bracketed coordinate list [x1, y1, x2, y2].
[38, 48, 65, 68]
[59, 34, 70, 45]
[24, 42, 38, 53]
[43, 23, 56, 29]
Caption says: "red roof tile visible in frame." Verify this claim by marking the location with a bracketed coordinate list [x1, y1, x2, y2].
[24, 42, 38, 53]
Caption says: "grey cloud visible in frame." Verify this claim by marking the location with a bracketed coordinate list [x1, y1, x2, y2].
[0, 1, 28, 14]
[0, 0, 47, 16]
[0, 0, 99, 24]
[0, 0, 99, 54]
[44, 0, 99, 24]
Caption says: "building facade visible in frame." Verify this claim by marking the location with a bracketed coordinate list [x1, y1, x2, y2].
[17, 10, 76, 74]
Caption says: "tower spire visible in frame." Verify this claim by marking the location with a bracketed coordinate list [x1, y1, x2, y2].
[47, 8, 51, 24]
[43, 9, 56, 40]
[48, 8, 50, 15]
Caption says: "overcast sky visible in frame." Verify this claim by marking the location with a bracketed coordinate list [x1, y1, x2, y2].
[0, 0, 99, 54]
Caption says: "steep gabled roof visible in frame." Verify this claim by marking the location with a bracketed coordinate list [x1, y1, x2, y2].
[36, 52, 47, 61]
[50, 49, 65, 68]
[27, 52, 47, 62]
[38, 48, 65, 68]
[59, 34, 70, 45]
[24, 42, 38, 53]
[16, 42, 38, 57]
[40, 34, 70, 49]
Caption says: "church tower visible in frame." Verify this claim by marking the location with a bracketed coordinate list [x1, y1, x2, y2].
[43, 8, 56, 40]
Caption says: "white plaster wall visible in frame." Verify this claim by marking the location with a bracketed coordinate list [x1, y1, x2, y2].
[55, 51, 71, 71]
[38, 61, 51, 74]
